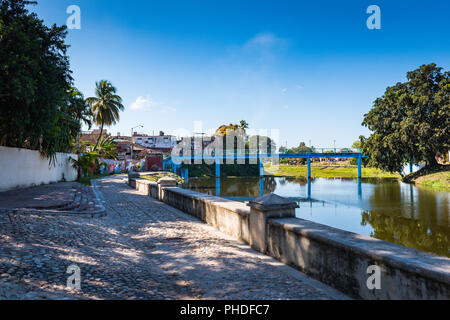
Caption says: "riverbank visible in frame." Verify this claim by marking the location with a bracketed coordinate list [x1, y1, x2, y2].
[264, 165, 400, 179]
[403, 165, 450, 189]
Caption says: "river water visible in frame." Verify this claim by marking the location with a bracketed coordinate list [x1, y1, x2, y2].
[182, 177, 450, 257]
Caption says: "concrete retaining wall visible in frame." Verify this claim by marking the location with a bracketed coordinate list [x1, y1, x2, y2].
[132, 178, 158, 199]
[128, 177, 450, 300]
[266, 218, 450, 300]
[161, 187, 251, 243]
[0, 146, 77, 192]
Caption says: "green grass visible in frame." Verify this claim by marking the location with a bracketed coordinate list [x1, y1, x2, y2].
[141, 172, 184, 184]
[264, 165, 400, 179]
[413, 170, 450, 190]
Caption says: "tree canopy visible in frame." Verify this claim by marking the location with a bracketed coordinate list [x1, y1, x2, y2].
[86, 80, 124, 150]
[362, 63, 449, 174]
[280, 142, 313, 154]
[0, 0, 78, 161]
[67, 88, 92, 132]
[215, 123, 241, 136]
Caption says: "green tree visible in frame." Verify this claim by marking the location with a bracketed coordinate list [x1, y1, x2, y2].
[0, 0, 76, 161]
[239, 120, 249, 131]
[350, 136, 369, 166]
[351, 139, 362, 150]
[215, 123, 240, 136]
[86, 80, 124, 150]
[67, 88, 92, 131]
[362, 64, 449, 175]
[69, 152, 100, 180]
[96, 136, 118, 160]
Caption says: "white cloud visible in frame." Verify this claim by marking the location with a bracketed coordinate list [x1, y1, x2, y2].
[281, 88, 287, 93]
[130, 96, 178, 114]
[296, 84, 304, 90]
[238, 32, 288, 66]
[244, 33, 285, 49]
[129, 96, 157, 110]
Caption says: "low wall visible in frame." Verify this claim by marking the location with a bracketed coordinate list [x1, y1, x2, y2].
[131, 178, 158, 199]
[266, 218, 450, 300]
[128, 178, 450, 300]
[0, 146, 77, 192]
[161, 187, 251, 243]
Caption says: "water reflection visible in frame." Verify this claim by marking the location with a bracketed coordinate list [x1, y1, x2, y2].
[182, 177, 450, 257]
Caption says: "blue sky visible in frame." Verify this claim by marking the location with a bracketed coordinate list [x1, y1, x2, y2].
[33, 0, 450, 148]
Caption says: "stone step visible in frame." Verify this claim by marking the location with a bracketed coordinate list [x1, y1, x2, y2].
[59, 187, 83, 211]
[0, 182, 105, 217]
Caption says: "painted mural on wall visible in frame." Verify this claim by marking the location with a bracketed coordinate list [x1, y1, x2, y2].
[99, 158, 146, 175]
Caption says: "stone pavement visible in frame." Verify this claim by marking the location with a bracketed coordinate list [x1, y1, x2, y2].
[0, 175, 348, 300]
[0, 182, 78, 209]
[0, 182, 104, 216]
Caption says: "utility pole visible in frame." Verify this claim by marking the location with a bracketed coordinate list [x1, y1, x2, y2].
[131, 125, 143, 162]
[194, 132, 206, 157]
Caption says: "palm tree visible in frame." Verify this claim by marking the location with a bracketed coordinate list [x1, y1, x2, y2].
[69, 152, 101, 180]
[86, 80, 124, 150]
[239, 120, 249, 131]
[96, 136, 119, 160]
[67, 87, 93, 180]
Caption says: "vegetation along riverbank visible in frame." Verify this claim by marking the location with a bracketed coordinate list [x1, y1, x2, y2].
[264, 165, 400, 179]
[403, 165, 450, 189]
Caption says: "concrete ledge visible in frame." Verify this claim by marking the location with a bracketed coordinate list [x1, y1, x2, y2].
[267, 218, 450, 299]
[136, 178, 156, 196]
[128, 172, 158, 187]
[162, 187, 251, 243]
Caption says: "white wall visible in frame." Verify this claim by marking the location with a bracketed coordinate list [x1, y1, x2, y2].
[0, 146, 77, 192]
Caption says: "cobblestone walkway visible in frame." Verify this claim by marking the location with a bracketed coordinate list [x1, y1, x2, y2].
[0, 175, 347, 300]
[0, 182, 104, 216]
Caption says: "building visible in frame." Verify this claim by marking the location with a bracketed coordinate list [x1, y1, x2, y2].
[135, 149, 165, 171]
[112, 138, 132, 160]
[80, 129, 110, 145]
[132, 133, 178, 153]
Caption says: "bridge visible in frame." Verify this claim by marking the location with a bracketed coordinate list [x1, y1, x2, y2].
[165, 147, 368, 179]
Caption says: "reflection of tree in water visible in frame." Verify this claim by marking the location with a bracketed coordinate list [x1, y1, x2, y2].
[264, 177, 277, 194]
[284, 177, 308, 185]
[220, 177, 277, 197]
[185, 177, 278, 197]
[361, 182, 449, 257]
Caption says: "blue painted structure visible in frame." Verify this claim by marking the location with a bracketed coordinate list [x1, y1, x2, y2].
[171, 149, 369, 202]
[307, 157, 311, 179]
[169, 149, 367, 179]
[214, 177, 362, 202]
